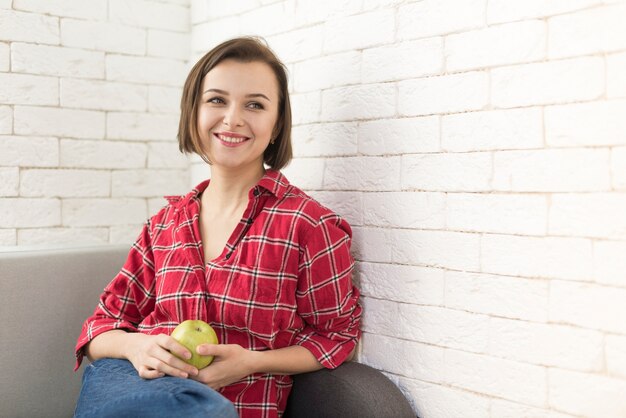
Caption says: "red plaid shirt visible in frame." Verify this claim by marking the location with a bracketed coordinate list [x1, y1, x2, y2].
[75, 169, 362, 418]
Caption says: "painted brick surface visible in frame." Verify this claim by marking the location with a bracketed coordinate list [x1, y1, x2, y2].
[3, 0, 626, 415]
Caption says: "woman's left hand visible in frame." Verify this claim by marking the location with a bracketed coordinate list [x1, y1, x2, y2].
[190, 344, 256, 390]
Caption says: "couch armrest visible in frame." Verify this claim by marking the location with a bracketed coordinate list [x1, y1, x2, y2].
[284, 361, 416, 418]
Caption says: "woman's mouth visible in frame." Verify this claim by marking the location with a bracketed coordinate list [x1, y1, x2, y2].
[213, 133, 251, 147]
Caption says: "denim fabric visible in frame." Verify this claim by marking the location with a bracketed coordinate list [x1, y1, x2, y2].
[74, 359, 238, 418]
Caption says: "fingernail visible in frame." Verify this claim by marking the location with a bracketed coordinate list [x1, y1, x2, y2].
[185, 352, 191, 359]
[180, 372, 188, 379]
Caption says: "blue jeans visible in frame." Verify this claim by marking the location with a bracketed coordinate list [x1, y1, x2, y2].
[74, 358, 238, 418]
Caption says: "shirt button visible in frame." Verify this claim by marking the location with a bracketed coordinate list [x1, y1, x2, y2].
[225, 253, 231, 260]
[253, 188, 260, 197]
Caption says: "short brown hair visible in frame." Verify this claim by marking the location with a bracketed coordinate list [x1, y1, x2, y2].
[178, 36, 293, 170]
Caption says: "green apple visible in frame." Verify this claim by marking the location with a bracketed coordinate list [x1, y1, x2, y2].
[171, 320, 219, 370]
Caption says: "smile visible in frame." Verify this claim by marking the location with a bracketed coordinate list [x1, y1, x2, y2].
[214, 133, 251, 146]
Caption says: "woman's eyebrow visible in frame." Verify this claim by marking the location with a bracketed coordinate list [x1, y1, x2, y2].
[203, 88, 271, 102]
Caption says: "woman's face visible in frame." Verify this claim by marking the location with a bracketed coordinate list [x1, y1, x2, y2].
[197, 59, 280, 172]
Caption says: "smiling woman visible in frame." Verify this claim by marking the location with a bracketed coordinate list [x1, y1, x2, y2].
[72, 37, 362, 418]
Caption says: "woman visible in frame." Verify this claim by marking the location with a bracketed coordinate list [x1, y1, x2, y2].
[73, 37, 362, 418]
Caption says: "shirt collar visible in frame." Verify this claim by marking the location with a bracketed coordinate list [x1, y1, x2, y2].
[188, 169, 290, 202]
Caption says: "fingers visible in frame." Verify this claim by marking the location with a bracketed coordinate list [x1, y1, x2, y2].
[196, 343, 221, 356]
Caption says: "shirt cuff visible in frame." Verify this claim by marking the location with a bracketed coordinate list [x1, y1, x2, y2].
[74, 320, 138, 371]
[294, 326, 360, 369]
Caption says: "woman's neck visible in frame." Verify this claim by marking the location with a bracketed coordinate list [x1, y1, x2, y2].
[201, 165, 266, 216]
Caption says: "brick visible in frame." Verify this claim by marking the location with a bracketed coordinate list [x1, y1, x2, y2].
[362, 38, 443, 83]
[148, 30, 190, 60]
[17, 227, 108, 246]
[607, 52, 626, 98]
[550, 193, 626, 240]
[0, 73, 58, 106]
[491, 399, 578, 418]
[0, 135, 58, 167]
[60, 139, 146, 169]
[15, 106, 105, 139]
[492, 57, 604, 108]
[351, 227, 393, 263]
[148, 86, 182, 113]
[293, 51, 360, 93]
[291, 122, 358, 157]
[61, 19, 146, 56]
[445, 271, 548, 322]
[147, 142, 189, 168]
[392, 229, 481, 271]
[549, 368, 626, 417]
[395, 376, 489, 418]
[493, 149, 611, 192]
[13, 0, 107, 19]
[280, 158, 324, 190]
[360, 333, 446, 384]
[11, 43, 104, 79]
[400, 305, 490, 353]
[61, 79, 147, 112]
[487, 0, 602, 24]
[106, 55, 187, 86]
[0, 9, 59, 45]
[306, 191, 362, 226]
[360, 297, 398, 335]
[63, 198, 146, 226]
[20, 169, 110, 197]
[109, 0, 189, 32]
[550, 280, 626, 333]
[191, 0, 257, 21]
[0, 0, 11, 8]
[594, 240, 626, 287]
[191, 18, 240, 54]
[549, 3, 626, 59]
[363, 191, 445, 229]
[0, 41, 8, 71]
[107, 112, 179, 141]
[321, 83, 396, 121]
[358, 262, 445, 305]
[489, 317, 603, 371]
[323, 9, 394, 54]
[446, 20, 546, 71]
[110, 225, 144, 244]
[402, 152, 492, 192]
[294, 0, 362, 27]
[606, 335, 626, 378]
[613, 147, 626, 190]
[546, 100, 626, 147]
[399, 71, 489, 116]
[358, 116, 439, 155]
[447, 193, 547, 235]
[0, 167, 18, 196]
[482, 234, 593, 281]
[239, 2, 297, 37]
[148, 197, 169, 217]
[265, 25, 324, 64]
[444, 349, 547, 406]
[287, 91, 321, 126]
[398, 0, 485, 40]
[324, 156, 401, 191]
[112, 169, 188, 197]
[0, 198, 60, 228]
[442, 108, 543, 152]
[0, 105, 11, 134]
[0, 229, 16, 245]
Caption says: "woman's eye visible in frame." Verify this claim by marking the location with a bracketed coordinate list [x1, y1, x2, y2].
[207, 97, 224, 104]
[248, 102, 264, 110]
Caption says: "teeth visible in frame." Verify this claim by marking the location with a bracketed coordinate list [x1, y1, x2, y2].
[218, 134, 248, 143]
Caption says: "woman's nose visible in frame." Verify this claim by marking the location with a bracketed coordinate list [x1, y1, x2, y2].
[222, 105, 244, 127]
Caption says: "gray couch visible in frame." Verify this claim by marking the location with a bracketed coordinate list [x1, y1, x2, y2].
[0, 245, 415, 417]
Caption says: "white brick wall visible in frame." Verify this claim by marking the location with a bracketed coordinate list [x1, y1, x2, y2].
[1, 0, 190, 246]
[3, 0, 626, 416]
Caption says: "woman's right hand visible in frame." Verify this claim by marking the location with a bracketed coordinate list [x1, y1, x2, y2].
[125, 333, 199, 379]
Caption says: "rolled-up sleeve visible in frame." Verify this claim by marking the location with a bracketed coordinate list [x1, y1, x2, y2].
[74, 222, 157, 370]
[294, 213, 362, 369]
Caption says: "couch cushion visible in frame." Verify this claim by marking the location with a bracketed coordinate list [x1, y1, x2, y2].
[0, 245, 129, 418]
